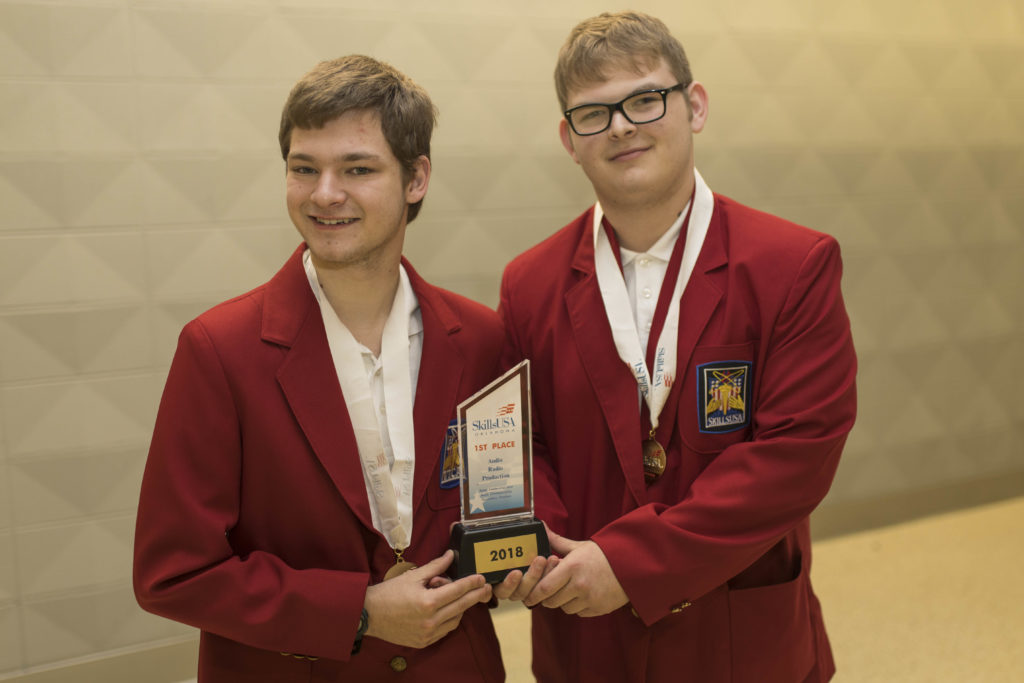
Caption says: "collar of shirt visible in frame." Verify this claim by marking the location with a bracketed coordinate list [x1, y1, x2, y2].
[302, 249, 423, 358]
[617, 204, 688, 267]
[613, 203, 689, 356]
[357, 266, 423, 364]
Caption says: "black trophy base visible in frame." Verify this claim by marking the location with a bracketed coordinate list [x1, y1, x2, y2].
[449, 518, 549, 584]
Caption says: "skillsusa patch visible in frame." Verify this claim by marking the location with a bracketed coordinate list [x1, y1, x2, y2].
[697, 361, 752, 433]
[439, 418, 461, 489]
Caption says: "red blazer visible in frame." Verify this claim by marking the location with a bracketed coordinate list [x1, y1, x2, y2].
[499, 195, 857, 683]
[134, 246, 506, 682]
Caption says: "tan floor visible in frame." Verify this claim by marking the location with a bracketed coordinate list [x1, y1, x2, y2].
[490, 496, 1024, 682]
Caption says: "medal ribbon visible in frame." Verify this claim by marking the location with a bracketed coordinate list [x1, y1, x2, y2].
[304, 254, 416, 552]
[592, 170, 715, 433]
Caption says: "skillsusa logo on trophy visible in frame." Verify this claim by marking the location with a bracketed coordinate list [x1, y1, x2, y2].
[449, 360, 549, 582]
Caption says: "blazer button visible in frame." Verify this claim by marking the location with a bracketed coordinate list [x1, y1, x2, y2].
[389, 656, 408, 672]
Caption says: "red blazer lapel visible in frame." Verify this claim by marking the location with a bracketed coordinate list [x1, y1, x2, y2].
[268, 246, 376, 533]
[405, 259, 466, 517]
[566, 212, 649, 509]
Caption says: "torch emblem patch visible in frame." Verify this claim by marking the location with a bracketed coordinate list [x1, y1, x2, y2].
[697, 361, 752, 433]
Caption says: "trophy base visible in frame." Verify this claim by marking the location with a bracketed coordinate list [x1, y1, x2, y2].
[449, 518, 549, 584]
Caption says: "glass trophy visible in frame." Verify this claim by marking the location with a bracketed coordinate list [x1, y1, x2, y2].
[448, 360, 549, 583]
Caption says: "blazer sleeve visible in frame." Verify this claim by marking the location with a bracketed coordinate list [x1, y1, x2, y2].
[592, 235, 857, 624]
[498, 269, 570, 536]
[133, 319, 368, 661]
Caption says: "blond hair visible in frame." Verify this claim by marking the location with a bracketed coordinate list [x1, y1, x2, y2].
[554, 11, 692, 111]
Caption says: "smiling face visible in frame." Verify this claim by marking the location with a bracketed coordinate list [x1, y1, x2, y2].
[559, 58, 706, 214]
[285, 109, 429, 272]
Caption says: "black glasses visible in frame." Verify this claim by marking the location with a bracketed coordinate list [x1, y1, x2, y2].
[563, 83, 689, 136]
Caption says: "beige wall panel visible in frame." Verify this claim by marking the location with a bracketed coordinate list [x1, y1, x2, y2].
[0, 307, 152, 383]
[0, 83, 59, 154]
[0, 464, 11, 530]
[0, 532, 15, 602]
[0, 235, 148, 308]
[20, 586, 192, 668]
[14, 517, 133, 597]
[2, 376, 156, 458]
[0, 603, 21, 673]
[10, 449, 145, 527]
[53, 84, 139, 154]
[145, 225, 294, 302]
[0, 166, 61, 232]
[47, 6, 133, 78]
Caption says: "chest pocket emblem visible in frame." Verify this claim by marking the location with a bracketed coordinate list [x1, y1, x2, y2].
[697, 361, 752, 433]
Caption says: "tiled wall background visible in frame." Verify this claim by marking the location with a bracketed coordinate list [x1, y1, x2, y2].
[0, 0, 1021, 677]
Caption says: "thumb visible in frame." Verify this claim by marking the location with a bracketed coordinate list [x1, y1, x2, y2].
[546, 528, 579, 556]
[411, 549, 455, 581]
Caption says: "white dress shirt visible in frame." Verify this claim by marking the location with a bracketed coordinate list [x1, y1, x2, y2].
[617, 213, 686, 354]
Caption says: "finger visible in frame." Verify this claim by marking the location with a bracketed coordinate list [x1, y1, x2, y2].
[524, 563, 571, 607]
[559, 596, 586, 615]
[510, 556, 547, 601]
[427, 576, 452, 589]
[492, 570, 523, 600]
[542, 585, 578, 611]
[435, 583, 493, 624]
[426, 571, 487, 607]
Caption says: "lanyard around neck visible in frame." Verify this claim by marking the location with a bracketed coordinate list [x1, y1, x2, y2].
[592, 170, 714, 432]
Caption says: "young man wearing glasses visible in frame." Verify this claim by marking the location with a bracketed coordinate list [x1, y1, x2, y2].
[496, 11, 857, 683]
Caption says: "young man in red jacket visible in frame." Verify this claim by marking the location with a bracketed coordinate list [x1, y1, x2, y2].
[497, 11, 857, 683]
[134, 55, 506, 682]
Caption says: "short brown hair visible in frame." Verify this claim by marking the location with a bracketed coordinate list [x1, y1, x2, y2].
[554, 11, 693, 111]
[279, 55, 437, 222]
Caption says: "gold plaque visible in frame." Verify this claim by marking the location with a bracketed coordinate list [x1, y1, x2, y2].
[473, 533, 540, 574]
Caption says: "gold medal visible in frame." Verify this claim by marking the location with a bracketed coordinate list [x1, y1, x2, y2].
[642, 430, 666, 484]
[383, 548, 416, 580]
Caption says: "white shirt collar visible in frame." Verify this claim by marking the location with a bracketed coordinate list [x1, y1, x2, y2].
[303, 249, 421, 345]
[401, 263, 422, 339]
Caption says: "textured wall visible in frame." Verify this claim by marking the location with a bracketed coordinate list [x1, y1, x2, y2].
[0, 0, 1021, 676]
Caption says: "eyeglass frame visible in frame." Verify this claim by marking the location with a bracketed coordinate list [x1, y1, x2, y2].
[563, 82, 691, 136]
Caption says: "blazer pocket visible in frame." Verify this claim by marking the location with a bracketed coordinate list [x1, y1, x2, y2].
[726, 560, 815, 683]
[678, 342, 756, 455]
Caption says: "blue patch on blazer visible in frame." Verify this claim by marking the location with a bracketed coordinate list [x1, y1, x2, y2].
[439, 419, 461, 489]
[697, 361, 752, 433]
